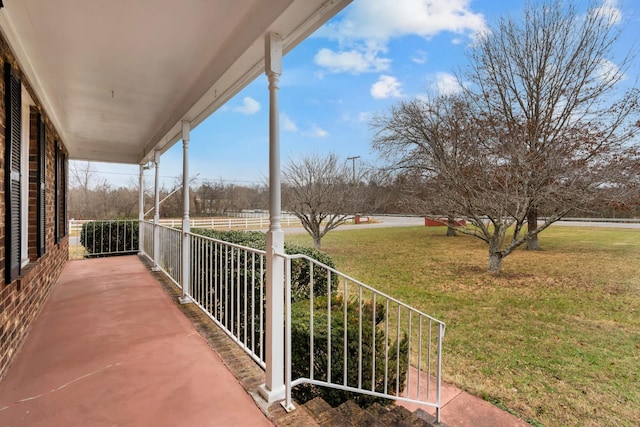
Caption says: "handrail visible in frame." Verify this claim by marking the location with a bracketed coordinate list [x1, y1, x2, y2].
[281, 252, 446, 422]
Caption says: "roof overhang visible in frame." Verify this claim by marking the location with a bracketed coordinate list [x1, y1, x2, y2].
[0, 0, 350, 164]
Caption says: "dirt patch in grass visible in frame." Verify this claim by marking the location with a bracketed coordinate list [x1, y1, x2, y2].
[287, 225, 640, 426]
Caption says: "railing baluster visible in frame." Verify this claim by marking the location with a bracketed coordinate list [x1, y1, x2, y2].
[418, 316, 422, 401]
[358, 286, 362, 389]
[225, 245, 229, 330]
[384, 298, 389, 395]
[251, 252, 256, 354]
[243, 248, 248, 346]
[427, 320, 432, 400]
[396, 305, 401, 395]
[343, 278, 348, 386]
[260, 253, 265, 363]
[407, 310, 412, 398]
[327, 270, 332, 385]
[371, 293, 376, 392]
[309, 261, 315, 381]
[236, 247, 240, 339]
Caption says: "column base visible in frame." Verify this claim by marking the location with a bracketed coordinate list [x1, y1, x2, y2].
[151, 265, 161, 272]
[259, 383, 286, 403]
[178, 295, 193, 304]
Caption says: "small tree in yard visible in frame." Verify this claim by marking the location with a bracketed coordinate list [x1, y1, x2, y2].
[283, 153, 372, 249]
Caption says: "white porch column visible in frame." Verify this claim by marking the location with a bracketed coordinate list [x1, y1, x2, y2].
[179, 121, 193, 304]
[138, 164, 144, 255]
[152, 150, 161, 271]
[260, 32, 285, 403]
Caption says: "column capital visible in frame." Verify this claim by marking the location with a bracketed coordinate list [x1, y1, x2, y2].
[182, 120, 190, 143]
[265, 32, 282, 76]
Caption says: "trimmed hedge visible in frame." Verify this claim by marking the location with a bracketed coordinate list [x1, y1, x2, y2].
[191, 229, 338, 302]
[81, 220, 139, 257]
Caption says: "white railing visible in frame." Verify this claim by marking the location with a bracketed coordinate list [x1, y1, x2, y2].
[140, 220, 154, 259]
[157, 224, 182, 287]
[282, 253, 445, 422]
[188, 233, 267, 367]
[138, 220, 182, 287]
[99, 219, 445, 420]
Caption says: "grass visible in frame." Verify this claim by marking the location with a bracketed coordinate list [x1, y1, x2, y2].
[286, 225, 640, 427]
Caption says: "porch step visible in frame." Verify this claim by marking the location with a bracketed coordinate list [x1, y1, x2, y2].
[303, 397, 446, 427]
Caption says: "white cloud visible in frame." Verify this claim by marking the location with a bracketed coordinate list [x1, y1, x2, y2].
[428, 72, 463, 95]
[371, 75, 403, 99]
[281, 113, 298, 132]
[314, 47, 391, 74]
[358, 112, 373, 122]
[322, 0, 487, 42]
[411, 50, 427, 64]
[305, 125, 329, 138]
[233, 97, 261, 115]
[315, 0, 488, 74]
[340, 111, 373, 124]
[595, 59, 624, 85]
[592, 0, 622, 25]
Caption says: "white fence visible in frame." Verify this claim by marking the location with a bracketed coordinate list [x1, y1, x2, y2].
[70, 216, 301, 236]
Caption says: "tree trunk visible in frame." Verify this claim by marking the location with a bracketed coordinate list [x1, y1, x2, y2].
[487, 251, 503, 273]
[526, 208, 541, 251]
[313, 234, 322, 249]
[446, 215, 457, 237]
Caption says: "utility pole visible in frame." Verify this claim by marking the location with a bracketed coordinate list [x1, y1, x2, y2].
[346, 156, 360, 183]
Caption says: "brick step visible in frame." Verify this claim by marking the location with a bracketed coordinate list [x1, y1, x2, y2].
[303, 397, 445, 427]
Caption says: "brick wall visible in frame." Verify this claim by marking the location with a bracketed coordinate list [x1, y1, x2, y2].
[0, 34, 69, 378]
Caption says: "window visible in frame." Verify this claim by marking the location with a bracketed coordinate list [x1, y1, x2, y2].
[54, 142, 67, 243]
[4, 62, 46, 284]
[20, 86, 34, 267]
[4, 62, 21, 282]
[36, 113, 46, 257]
[55, 143, 59, 243]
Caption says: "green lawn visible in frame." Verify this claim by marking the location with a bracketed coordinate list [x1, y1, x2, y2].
[286, 225, 640, 427]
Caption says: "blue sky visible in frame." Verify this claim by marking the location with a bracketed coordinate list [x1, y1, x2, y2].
[79, 0, 639, 189]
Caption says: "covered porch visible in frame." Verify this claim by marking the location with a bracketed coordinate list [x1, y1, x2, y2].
[0, 255, 304, 426]
[0, 0, 448, 422]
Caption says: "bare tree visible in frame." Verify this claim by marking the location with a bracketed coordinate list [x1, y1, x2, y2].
[463, 0, 639, 250]
[283, 153, 371, 249]
[373, 92, 639, 273]
[69, 161, 109, 218]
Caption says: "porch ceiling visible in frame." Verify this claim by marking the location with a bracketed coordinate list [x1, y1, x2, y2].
[0, 0, 350, 164]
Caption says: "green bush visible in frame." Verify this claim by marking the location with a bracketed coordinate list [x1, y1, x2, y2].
[81, 220, 138, 257]
[290, 296, 409, 408]
[191, 229, 338, 301]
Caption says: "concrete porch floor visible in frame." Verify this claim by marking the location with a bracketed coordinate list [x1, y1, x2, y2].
[0, 256, 274, 427]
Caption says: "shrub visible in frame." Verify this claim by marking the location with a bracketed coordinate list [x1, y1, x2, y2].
[290, 296, 409, 408]
[81, 220, 138, 257]
[191, 229, 338, 302]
